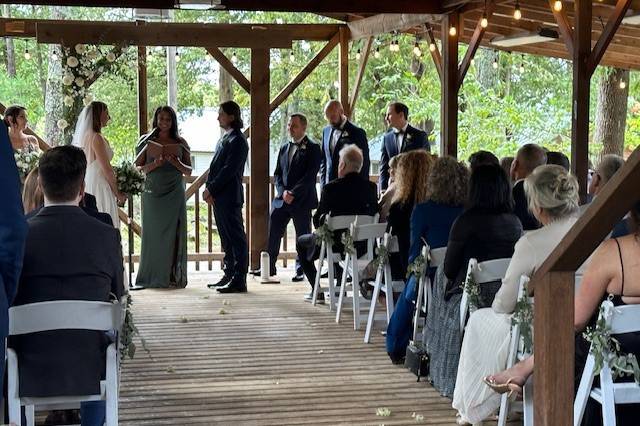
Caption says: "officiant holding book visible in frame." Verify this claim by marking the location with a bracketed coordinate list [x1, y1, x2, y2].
[134, 106, 192, 288]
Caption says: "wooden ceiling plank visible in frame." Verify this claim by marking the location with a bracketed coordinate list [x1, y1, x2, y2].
[588, 0, 633, 73]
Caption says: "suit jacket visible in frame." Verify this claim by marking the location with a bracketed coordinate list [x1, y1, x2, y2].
[26, 193, 113, 226]
[379, 124, 430, 190]
[206, 128, 249, 207]
[313, 172, 379, 241]
[11, 206, 124, 397]
[513, 180, 540, 231]
[0, 122, 28, 338]
[320, 121, 370, 187]
[272, 136, 321, 211]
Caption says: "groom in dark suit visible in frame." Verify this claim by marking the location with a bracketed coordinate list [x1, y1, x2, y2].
[379, 102, 430, 191]
[11, 145, 123, 415]
[266, 113, 321, 279]
[320, 100, 370, 187]
[0, 121, 28, 387]
[204, 101, 249, 293]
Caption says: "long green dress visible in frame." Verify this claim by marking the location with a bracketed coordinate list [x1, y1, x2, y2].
[135, 141, 188, 288]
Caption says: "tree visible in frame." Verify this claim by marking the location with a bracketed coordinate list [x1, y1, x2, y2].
[2, 5, 16, 77]
[594, 67, 629, 157]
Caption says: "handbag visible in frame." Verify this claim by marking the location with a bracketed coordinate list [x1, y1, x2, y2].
[404, 341, 429, 382]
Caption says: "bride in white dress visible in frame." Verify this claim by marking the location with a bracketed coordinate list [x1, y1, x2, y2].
[72, 101, 125, 228]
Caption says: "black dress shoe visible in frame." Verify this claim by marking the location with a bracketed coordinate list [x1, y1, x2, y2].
[249, 269, 261, 276]
[291, 273, 305, 282]
[216, 282, 247, 293]
[207, 275, 232, 289]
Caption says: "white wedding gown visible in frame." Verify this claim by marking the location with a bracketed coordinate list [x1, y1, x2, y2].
[84, 134, 120, 229]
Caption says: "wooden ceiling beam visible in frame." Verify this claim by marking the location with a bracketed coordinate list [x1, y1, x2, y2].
[548, 0, 574, 54]
[220, 0, 448, 14]
[588, 0, 633, 73]
[206, 47, 251, 93]
[458, 2, 494, 87]
[0, 0, 174, 7]
[426, 26, 443, 79]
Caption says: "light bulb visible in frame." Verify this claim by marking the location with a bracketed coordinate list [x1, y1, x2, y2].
[289, 52, 295, 62]
[374, 47, 380, 58]
[355, 49, 361, 61]
[514, 3, 522, 20]
[519, 64, 525, 73]
[175, 51, 180, 62]
[429, 42, 436, 52]
[413, 43, 421, 57]
[24, 49, 31, 60]
[51, 51, 59, 61]
[449, 25, 457, 37]
[493, 59, 498, 69]
[553, 1, 562, 11]
[470, 58, 475, 66]
[231, 51, 238, 64]
[481, 14, 488, 29]
[620, 80, 627, 89]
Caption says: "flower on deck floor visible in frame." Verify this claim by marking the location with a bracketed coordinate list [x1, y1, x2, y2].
[376, 408, 391, 417]
[179, 316, 189, 323]
[218, 308, 227, 315]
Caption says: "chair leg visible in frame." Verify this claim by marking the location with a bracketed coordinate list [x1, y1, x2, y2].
[106, 345, 119, 426]
[523, 376, 534, 426]
[497, 393, 509, 426]
[312, 244, 326, 307]
[352, 260, 360, 330]
[335, 254, 349, 323]
[328, 252, 337, 312]
[364, 268, 383, 343]
[599, 364, 616, 426]
[574, 354, 596, 426]
[7, 349, 21, 426]
[25, 405, 35, 426]
[412, 277, 424, 343]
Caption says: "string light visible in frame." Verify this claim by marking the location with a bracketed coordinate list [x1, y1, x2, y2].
[620, 80, 627, 89]
[449, 24, 457, 37]
[175, 50, 180, 62]
[51, 49, 58, 61]
[519, 54, 525, 73]
[355, 48, 361, 61]
[24, 48, 31, 60]
[231, 51, 238, 64]
[374, 46, 381, 59]
[429, 42, 436, 52]
[289, 51, 295, 62]
[493, 55, 499, 69]
[553, 1, 563, 11]
[514, 1, 522, 20]
[481, 13, 489, 29]
[413, 42, 422, 57]
[471, 58, 475, 66]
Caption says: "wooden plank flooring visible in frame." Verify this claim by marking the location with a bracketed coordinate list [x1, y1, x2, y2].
[119, 270, 458, 425]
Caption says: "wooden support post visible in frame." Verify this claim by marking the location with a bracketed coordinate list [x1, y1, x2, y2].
[440, 12, 459, 157]
[349, 36, 372, 116]
[548, 0, 574, 55]
[137, 45, 148, 135]
[249, 48, 270, 270]
[339, 27, 350, 117]
[426, 26, 442, 80]
[533, 271, 575, 426]
[571, 0, 592, 204]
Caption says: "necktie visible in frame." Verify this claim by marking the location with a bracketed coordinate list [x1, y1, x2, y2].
[395, 130, 404, 152]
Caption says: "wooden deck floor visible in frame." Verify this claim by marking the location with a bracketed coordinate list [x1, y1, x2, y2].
[119, 270, 458, 425]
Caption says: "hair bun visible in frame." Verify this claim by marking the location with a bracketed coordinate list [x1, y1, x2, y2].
[552, 171, 578, 201]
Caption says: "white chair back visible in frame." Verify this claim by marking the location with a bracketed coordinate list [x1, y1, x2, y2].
[325, 213, 377, 231]
[459, 257, 511, 335]
[9, 300, 122, 335]
[429, 247, 446, 268]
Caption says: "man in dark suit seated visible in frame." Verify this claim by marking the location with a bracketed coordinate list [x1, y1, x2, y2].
[27, 192, 113, 227]
[10, 146, 124, 425]
[320, 100, 370, 187]
[265, 113, 321, 280]
[510, 143, 547, 230]
[296, 145, 379, 303]
[379, 102, 429, 192]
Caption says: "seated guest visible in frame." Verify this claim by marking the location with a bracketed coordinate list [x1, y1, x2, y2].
[386, 150, 434, 278]
[22, 166, 43, 214]
[378, 154, 401, 222]
[468, 150, 499, 171]
[484, 201, 640, 426]
[385, 156, 467, 364]
[453, 165, 580, 424]
[510, 143, 547, 230]
[10, 146, 124, 426]
[296, 145, 378, 303]
[585, 154, 627, 237]
[424, 164, 522, 397]
[546, 150, 570, 171]
[500, 156, 514, 182]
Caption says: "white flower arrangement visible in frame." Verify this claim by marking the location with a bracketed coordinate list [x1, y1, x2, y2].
[114, 161, 146, 196]
[62, 74, 74, 86]
[57, 119, 69, 130]
[106, 52, 116, 62]
[75, 44, 86, 54]
[13, 150, 41, 176]
[74, 76, 85, 87]
[66, 56, 79, 68]
[64, 95, 74, 107]
[83, 94, 94, 106]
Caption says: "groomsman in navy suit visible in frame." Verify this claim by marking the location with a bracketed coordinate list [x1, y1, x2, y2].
[320, 100, 370, 187]
[266, 113, 321, 280]
[204, 101, 249, 293]
[379, 102, 430, 191]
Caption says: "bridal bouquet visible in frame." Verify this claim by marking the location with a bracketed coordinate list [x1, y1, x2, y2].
[114, 161, 145, 196]
[14, 150, 41, 177]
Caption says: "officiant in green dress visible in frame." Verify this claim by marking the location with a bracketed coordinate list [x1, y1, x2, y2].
[134, 106, 192, 288]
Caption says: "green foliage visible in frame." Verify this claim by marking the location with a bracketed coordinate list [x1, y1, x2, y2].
[406, 254, 426, 280]
[462, 268, 480, 311]
[510, 283, 533, 355]
[340, 230, 355, 255]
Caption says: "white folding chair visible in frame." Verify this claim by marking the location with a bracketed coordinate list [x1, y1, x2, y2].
[459, 257, 511, 336]
[311, 214, 377, 310]
[574, 300, 640, 426]
[412, 245, 447, 344]
[336, 221, 387, 330]
[7, 299, 124, 426]
[363, 233, 406, 343]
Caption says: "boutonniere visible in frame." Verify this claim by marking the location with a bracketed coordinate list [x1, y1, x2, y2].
[299, 142, 307, 150]
[340, 131, 349, 139]
[406, 133, 412, 141]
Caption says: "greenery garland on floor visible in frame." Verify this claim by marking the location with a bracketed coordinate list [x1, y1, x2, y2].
[120, 294, 149, 360]
[583, 302, 640, 383]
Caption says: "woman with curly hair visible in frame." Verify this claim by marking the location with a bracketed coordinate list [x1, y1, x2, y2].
[386, 150, 435, 277]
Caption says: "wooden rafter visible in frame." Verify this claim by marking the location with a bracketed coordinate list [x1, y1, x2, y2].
[349, 36, 373, 114]
[339, 27, 350, 117]
[220, 0, 450, 14]
[426, 26, 442, 79]
[548, 0, 575, 55]
[588, 0, 633, 74]
[206, 47, 251, 94]
[458, 5, 494, 89]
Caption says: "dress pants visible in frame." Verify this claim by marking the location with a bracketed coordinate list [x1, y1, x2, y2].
[295, 234, 320, 290]
[213, 202, 248, 282]
[267, 205, 311, 275]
